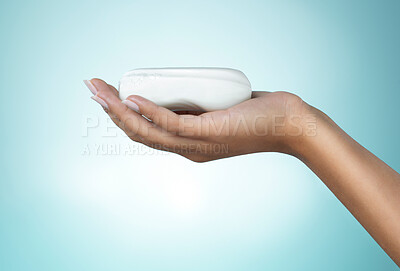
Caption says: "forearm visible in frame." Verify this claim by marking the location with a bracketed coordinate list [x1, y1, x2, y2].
[294, 105, 400, 265]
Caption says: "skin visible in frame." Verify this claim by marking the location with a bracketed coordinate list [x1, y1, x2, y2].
[87, 78, 400, 266]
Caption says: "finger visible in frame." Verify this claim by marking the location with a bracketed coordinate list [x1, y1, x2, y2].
[89, 79, 205, 154]
[93, 81, 144, 143]
[107, 110, 145, 143]
[123, 95, 202, 136]
[90, 78, 180, 147]
[108, 84, 119, 95]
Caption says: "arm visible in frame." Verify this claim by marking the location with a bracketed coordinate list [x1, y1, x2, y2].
[86, 78, 400, 265]
[295, 106, 400, 265]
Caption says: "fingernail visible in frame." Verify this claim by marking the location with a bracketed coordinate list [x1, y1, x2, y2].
[122, 99, 140, 113]
[84, 79, 98, 95]
[91, 96, 109, 110]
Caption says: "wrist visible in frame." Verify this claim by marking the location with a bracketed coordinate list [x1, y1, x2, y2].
[282, 103, 327, 159]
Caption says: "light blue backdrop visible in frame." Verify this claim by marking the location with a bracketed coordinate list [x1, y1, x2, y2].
[0, 0, 399, 270]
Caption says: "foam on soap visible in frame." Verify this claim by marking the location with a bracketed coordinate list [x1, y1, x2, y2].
[118, 68, 252, 111]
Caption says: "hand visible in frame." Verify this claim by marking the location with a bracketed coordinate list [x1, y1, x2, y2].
[85, 78, 314, 162]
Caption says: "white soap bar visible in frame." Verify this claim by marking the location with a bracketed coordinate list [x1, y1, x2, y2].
[118, 68, 252, 111]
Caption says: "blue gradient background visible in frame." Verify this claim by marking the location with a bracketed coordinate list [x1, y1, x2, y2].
[0, 0, 399, 270]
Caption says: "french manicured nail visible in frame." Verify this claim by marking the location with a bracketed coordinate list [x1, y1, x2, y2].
[122, 99, 140, 113]
[84, 80, 98, 95]
[91, 96, 109, 110]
